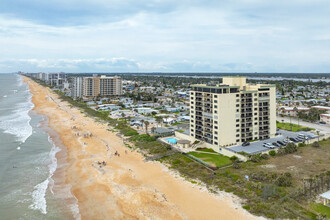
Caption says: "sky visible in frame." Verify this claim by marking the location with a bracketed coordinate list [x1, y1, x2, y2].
[0, 0, 330, 73]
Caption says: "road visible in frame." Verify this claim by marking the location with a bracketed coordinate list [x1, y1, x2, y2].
[277, 116, 330, 135]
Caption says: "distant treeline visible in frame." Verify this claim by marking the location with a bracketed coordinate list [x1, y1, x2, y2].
[28, 72, 330, 79]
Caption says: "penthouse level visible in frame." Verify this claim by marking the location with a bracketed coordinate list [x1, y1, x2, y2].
[190, 77, 276, 149]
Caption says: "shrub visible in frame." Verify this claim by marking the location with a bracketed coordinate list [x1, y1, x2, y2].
[230, 156, 238, 162]
[269, 150, 276, 156]
[284, 143, 297, 154]
[260, 154, 269, 160]
[249, 154, 261, 163]
[298, 142, 306, 147]
[312, 142, 320, 148]
[275, 172, 292, 187]
[262, 184, 278, 199]
[232, 161, 241, 169]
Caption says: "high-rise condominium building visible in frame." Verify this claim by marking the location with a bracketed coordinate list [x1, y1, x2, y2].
[72, 76, 83, 99]
[190, 77, 276, 148]
[82, 75, 122, 98]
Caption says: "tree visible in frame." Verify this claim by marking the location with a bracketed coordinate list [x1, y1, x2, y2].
[293, 107, 299, 126]
[316, 130, 320, 142]
[155, 116, 163, 127]
[285, 143, 297, 154]
[144, 121, 150, 134]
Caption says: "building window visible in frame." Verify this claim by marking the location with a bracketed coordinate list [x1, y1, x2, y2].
[254, 122, 257, 125]
[236, 99, 239, 102]
[214, 100, 218, 103]
[236, 104, 239, 107]
[254, 113, 257, 115]
[215, 142, 218, 145]
[236, 134, 240, 137]
[214, 105, 218, 108]
[236, 139, 240, 142]
[236, 129, 239, 132]
[214, 95, 217, 98]
[215, 131, 218, 134]
[214, 110, 218, 113]
[236, 124, 239, 127]
[254, 117, 257, 120]
[236, 94, 239, 97]
[254, 108, 257, 111]
[236, 109, 239, 112]
[254, 98, 257, 101]
[191, 101, 194, 104]
[236, 119, 239, 122]
[215, 121, 218, 124]
[215, 126, 218, 129]
[254, 93, 257, 96]
[215, 136, 218, 140]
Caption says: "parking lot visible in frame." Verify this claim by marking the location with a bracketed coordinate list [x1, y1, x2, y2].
[227, 130, 318, 155]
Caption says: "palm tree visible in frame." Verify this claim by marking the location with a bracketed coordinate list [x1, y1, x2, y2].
[140, 119, 144, 130]
[316, 130, 320, 142]
[121, 112, 126, 123]
[293, 106, 298, 128]
[144, 121, 150, 134]
[155, 116, 162, 127]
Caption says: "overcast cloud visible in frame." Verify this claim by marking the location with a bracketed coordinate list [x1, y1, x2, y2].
[0, 0, 329, 72]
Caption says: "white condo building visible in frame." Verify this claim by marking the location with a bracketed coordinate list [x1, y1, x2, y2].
[190, 77, 276, 149]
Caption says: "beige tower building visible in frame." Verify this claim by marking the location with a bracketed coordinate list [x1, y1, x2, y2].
[83, 75, 122, 98]
[190, 77, 276, 149]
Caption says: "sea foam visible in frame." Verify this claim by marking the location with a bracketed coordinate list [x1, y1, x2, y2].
[29, 136, 61, 215]
[0, 93, 34, 143]
[0, 76, 34, 144]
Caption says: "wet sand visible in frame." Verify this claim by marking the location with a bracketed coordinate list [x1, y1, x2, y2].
[23, 76, 262, 220]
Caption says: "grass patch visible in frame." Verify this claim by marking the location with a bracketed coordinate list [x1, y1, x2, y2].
[196, 148, 217, 153]
[188, 152, 232, 168]
[276, 122, 314, 132]
[310, 203, 330, 218]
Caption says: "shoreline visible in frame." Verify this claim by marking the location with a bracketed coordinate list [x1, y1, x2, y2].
[38, 114, 81, 219]
[23, 76, 262, 220]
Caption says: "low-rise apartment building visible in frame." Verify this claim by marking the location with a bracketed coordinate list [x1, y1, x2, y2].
[190, 77, 276, 148]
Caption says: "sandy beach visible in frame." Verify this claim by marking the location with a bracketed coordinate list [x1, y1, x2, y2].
[23, 76, 262, 220]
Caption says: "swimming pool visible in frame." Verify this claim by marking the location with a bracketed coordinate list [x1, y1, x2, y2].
[165, 138, 177, 144]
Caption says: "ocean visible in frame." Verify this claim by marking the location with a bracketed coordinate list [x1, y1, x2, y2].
[0, 74, 79, 220]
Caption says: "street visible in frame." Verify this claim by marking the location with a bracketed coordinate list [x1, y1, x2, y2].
[277, 116, 330, 135]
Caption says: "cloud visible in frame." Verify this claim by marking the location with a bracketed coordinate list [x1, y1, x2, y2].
[0, 1, 330, 72]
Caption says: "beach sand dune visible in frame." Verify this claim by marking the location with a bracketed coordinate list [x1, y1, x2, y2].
[23, 76, 261, 220]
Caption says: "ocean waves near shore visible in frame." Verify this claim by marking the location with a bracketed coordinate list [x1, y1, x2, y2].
[0, 74, 79, 219]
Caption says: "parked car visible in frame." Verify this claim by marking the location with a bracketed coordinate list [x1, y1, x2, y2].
[272, 142, 279, 147]
[277, 141, 285, 146]
[320, 121, 326, 124]
[263, 143, 270, 147]
[265, 145, 275, 149]
[242, 142, 250, 146]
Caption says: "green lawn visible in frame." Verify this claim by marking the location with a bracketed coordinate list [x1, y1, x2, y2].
[196, 148, 217, 153]
[310, 203, 330, 218]
[276, 122, 314, 132]
[188, 152, 232, 168]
